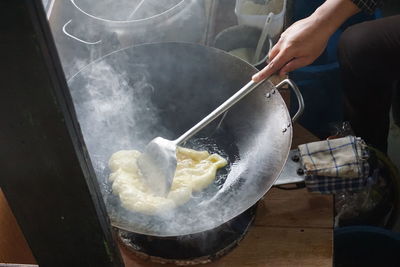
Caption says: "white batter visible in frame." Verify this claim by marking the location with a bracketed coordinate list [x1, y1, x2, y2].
[109, 147, 227, 215]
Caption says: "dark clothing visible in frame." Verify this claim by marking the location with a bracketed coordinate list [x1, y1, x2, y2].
[337, 15, 400, 153]
[351, 0, 383, 13]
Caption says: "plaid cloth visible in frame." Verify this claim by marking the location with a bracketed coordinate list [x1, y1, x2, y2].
[351, 0, 383, 14]
[298, 136, 371, 194]
[305, 168, 376, 194]
[299, 136, 368, 178]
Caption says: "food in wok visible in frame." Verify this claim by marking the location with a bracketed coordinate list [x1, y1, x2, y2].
[109, 147, 227, 215]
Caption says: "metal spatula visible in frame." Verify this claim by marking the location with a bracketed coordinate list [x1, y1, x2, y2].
[137, 78, 268, 196]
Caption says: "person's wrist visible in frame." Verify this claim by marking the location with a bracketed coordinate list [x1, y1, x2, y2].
[312, 0, 360, 35]
[308, 11, 337, 38]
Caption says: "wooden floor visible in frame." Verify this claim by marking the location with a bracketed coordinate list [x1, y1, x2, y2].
[0, 190, 36, 264]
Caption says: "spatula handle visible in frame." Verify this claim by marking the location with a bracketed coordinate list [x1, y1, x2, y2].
[175, 79, 267, 145]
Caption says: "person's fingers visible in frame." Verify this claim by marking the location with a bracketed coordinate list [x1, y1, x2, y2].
[278, 57, 311, 76]
[252, 51, 294, 82]
[268, 43, 280, 61]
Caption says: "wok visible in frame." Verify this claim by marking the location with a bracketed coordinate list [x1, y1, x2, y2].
[67, 42, 303, 237]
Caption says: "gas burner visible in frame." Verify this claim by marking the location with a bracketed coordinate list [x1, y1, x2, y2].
[118, 203, 258, 265]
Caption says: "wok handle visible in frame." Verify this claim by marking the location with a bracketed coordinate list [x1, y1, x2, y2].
[275, 79, 304, 123]
[62, 20, 102, 45]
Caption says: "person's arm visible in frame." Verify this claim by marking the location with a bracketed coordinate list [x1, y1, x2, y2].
[252, 0, 360, 82]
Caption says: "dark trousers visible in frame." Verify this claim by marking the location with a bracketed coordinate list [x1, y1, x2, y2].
[337, 15, 400, 153]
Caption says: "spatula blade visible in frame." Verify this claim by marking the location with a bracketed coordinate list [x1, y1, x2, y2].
[137, 137, 177, 196]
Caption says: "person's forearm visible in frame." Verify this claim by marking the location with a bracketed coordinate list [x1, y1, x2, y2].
[252, 0, 362, 82]
[312, 0, 361, 35]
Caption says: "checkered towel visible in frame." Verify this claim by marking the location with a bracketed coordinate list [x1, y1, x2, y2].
[298, 136, 371, 194]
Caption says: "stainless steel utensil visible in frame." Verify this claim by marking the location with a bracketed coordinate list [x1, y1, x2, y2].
[138, 79, 269, 196]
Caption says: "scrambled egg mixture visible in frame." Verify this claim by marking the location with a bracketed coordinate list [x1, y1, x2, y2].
[109, 147, 227, 215]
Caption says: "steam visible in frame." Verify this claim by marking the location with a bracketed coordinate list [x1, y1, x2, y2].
[70, 60, 171, 178]
[61, 0, 220, 237]
[67, 47, 290, 237]
[68, 57, 237, 237]
[63, 1, 290, 238]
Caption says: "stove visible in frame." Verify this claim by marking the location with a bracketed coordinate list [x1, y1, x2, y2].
[118, 204, 258, 265]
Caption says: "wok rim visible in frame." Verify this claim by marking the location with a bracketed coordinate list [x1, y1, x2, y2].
[67, 42, 293, 237]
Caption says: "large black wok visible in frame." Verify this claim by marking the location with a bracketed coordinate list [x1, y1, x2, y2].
[67, 42, 302, 237]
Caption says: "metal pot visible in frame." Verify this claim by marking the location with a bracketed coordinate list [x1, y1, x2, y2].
[67, 42, 304, 237]
[63, 0, 205, 47]
[213, 25, 273, 69]
[70, 0, 190, 23]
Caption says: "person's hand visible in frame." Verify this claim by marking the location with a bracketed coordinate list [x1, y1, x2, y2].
[252, 0, 360, 82]
[252, 15, 332, 82]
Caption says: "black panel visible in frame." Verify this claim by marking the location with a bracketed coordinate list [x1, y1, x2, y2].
[0, 0, 122, 266]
